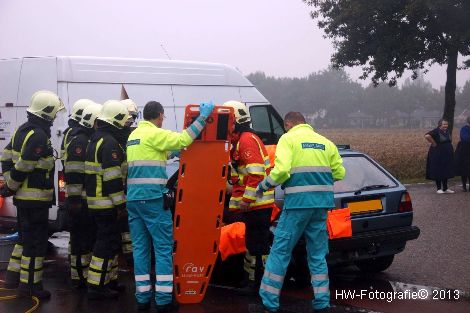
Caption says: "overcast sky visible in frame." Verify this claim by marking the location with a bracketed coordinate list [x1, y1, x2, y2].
[1, 0, 469, 89]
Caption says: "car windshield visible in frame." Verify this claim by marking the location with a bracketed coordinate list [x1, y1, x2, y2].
[333, 155, 397, 193]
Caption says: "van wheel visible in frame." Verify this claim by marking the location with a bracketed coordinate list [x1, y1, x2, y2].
[355, 255, 394, 273]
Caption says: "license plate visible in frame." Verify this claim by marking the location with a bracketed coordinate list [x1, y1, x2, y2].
[347, 199, 383, 214]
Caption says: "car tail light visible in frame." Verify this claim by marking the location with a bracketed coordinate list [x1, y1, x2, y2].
[399, 191, 413, 212]
[58, 170, 66, 204]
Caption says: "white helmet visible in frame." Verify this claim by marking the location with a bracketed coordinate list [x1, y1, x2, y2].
[80, 103, 103, 128]
[27, 90, 65, 122]
[223, 100, 251, 124]
[121, 99, 139, 118]
[97, 100, 130, 129]
[70, 99, 95, 122]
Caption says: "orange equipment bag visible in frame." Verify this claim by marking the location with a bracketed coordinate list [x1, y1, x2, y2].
[173, 105, 234, 304]
[219, 222, 246, 261]
[218, 203, 281, 261]
[326, 208, 352, 239]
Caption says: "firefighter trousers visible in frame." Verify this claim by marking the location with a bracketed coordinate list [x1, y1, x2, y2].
[128, 198, 173, 305]
[68, 201, 95, 285]
[242, 208, 272, 284]
[259, 208, 330, 311]
[87, 209, 121, 290]
[6, 207, 49, 290]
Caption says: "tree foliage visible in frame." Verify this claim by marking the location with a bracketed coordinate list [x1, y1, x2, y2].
[303, 0, 470, 132]
[247, 69, 467, 128]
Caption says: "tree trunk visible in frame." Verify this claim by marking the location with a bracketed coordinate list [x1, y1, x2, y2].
[443, 48, 458, 135]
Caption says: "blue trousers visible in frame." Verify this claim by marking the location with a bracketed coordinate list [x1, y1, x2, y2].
[128, 198, 173, 305]
[259, 208, 330, 311]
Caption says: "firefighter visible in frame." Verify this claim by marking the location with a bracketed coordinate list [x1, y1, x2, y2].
[126, 100, 214, 311]
[60, 99, 95, 165]
[253, 112, 345, 313]
[64, 102, 102, 289]
[222, 100, 274, 294]
[84, 100, 129, 300]
[0, 90, 65, 298]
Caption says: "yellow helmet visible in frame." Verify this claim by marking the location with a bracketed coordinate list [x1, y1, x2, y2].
[70, 99, 95, 122]
[223, 100, 251, 124]
[80, 103, 102, 128]
[27, 90, 65, 122]
[97, 100, 130, 129]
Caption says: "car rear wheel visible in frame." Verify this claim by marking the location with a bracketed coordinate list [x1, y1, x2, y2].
[355, 255, 395, 273]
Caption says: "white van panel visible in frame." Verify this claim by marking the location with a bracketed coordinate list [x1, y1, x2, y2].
[0, 107, 18, 153]
[0, 59, 22, 106]
[122, 84, 176, 130]
[239, 86, 270, 103]
[171, 85, 241, 131]
[17, 57, 57, 107]
[57, 57, 253, 87]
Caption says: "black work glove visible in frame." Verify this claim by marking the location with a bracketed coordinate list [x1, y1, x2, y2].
[0, 184, 15, 197]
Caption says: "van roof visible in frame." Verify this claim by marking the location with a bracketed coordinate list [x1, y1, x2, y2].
[0, 56, 254, 87]
[55, 56, 254, 86]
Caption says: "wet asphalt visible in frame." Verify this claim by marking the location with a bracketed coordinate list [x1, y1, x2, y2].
[0, 183, 469, 313]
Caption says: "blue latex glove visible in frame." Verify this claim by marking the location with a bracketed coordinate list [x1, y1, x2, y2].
[199, 101, 215, 119]
[256, 183, 264, 198]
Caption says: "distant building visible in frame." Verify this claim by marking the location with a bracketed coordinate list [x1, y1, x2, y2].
[410, 109, 441, 128]
[347, 111, 375, 128]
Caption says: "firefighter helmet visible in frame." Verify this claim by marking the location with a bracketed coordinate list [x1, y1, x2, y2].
[70, 99, 95, 122]
[97, 100, 130, 129]
[121, 99, 139, 119]
[223, 100, 251, 124]
[27, 90, 65, 122]
[80, 103, 103, 128]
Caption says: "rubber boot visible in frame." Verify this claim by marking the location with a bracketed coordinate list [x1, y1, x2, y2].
[18, 282, 51, 299]
[4, 244, 23, 289]
[109, 279, 126, 292]
[87, 285, 119, 300]
[4, 270, 20, 289]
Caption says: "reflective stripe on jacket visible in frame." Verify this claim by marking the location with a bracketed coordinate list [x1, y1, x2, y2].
[126, 118, 206, 201]
[0, 121, 55, 208]
[229, 131, 274, 212]
[85, 131, 126, 210]
[64, 127, 92, 203]
[259, 124, 345, 209]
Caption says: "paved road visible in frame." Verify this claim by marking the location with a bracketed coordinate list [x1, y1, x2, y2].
[0, 183, 469, 312]
[387, 182, 470, 291]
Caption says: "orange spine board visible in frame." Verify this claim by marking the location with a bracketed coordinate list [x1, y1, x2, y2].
[173, 105, 234, 304]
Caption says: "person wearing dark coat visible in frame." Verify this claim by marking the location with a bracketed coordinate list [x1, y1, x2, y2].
[455, 117, 470, 191]
[425, 119, 455, 194]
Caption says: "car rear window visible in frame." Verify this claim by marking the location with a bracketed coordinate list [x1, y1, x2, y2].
[333, 155, 397, 193]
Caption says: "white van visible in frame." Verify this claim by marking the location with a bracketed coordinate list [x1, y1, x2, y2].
[0, 56, 285, 233]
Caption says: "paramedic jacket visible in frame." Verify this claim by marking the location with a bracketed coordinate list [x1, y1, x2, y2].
[126, 117, 207, 201]
[259, 124, 345, 209]
[0, 115, 55, 209]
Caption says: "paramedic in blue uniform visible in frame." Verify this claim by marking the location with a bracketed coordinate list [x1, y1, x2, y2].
[253, 112, 345, 313]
